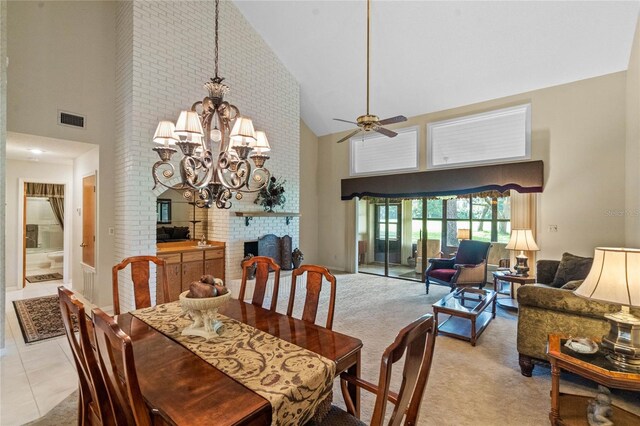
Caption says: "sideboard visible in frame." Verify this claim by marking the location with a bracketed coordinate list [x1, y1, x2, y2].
[156, 241, 225, 303]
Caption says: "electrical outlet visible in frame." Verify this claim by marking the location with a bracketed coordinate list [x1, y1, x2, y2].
[108, 227, 115, 236]
[548, 225, 558, 233]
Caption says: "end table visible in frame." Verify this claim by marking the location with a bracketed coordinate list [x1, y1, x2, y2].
[492, 271, 535, 311]
[546, 334, 640, 425]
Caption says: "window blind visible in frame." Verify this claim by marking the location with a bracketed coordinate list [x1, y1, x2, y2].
[427, 104, 531, 169]
[350, 126, 419, 176]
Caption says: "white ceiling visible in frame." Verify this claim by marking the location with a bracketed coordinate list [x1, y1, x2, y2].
[234, 0, 640, 137]
[6, 132, 97, 165]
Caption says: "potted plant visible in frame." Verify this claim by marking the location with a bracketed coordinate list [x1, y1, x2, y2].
[254, 176, 286, 212]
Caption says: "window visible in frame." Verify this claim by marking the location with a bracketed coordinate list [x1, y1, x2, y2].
[350, 126, 419, 176]
[157, 199, 172, 224]
[427, 104, 531, 169]
[429, 194, 511, 252]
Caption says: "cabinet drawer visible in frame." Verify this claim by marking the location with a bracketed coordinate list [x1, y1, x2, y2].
[182, 252, 204, 262]
[158, 254, 181, 264]
[205, 248, 224, 260]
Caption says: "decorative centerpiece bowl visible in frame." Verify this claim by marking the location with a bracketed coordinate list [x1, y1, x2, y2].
[179, 290, 232, 340]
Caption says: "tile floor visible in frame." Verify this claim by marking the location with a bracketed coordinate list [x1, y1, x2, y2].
[1, 281, 78, 426]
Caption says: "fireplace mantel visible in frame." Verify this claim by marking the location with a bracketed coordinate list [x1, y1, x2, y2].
[233, 211, 301, 226]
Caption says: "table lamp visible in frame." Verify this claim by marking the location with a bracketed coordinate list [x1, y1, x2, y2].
[574, 247, 640, 371]
[456, 228, 470, 241]
[505, 229, 539, 276]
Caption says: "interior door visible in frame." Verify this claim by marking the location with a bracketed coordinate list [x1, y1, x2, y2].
[82, 175, 96, 267]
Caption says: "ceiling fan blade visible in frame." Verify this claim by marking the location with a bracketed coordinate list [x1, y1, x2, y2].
[375, 127, 398, 138]
[378, 115, 408, 125]
[333, 118, 359, 125]
[336, 129, 362, 144]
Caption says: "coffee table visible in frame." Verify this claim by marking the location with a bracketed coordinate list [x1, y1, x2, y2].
[432, 288, 496, 346]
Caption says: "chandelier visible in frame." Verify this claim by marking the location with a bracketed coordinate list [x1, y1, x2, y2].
[151, 0, 270, 209]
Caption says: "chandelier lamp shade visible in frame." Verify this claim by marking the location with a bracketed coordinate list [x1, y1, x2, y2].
[505, 229, 540, 276]
[574, 247, 640, 371]
[150, 0, 270, 209]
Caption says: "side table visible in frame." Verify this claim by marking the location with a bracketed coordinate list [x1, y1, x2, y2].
[492, 271, 535, 311]
[546, 334, 640, 425]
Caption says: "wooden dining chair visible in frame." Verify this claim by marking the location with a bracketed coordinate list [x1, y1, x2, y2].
[287, 265, 337, 329]
[311, 314, 437, 426]
[239, 256, 280, 311]
[112, 255, 169, 315]
[58, 287, 114, 426]
[92, 307, 153, 426]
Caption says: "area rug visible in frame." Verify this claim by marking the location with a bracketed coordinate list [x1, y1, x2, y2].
[13, 295, 73, 344]
[24, 390, 77, 426]
[25, 273, 63, 283]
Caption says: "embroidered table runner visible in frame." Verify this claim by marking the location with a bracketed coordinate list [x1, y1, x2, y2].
[132, 302, 336, 426]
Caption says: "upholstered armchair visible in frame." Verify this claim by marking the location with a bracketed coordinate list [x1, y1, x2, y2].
[424, 240, 491, 294]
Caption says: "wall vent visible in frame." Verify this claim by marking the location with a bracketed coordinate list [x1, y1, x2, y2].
[58, 111, 86, 129]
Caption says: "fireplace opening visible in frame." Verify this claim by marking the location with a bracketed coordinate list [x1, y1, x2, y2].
[244, 241, 258, 257]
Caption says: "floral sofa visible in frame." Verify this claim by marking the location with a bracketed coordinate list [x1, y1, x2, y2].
[516, 253, 639, 376]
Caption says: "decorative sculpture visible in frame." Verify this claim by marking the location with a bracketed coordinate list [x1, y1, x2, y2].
[587, 385, 614, 426]
[292, 248, 304, 269]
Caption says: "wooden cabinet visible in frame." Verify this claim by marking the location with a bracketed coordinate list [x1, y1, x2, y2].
[156, 243, 225, 304]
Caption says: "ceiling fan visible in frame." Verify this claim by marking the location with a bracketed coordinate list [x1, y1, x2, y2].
[335, 0, 407, 144]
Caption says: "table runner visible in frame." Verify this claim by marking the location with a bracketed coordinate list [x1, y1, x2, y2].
[132, 302, 336, 426]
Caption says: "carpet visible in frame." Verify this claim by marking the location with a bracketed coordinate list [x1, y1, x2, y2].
[24, 391, 77, 426]
[31, 273, 640, 425]
[13, 295, 72, 344]
[25, 273, 63, 283]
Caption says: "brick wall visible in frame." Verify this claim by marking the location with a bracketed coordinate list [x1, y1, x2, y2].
[117, 1, 299, 310]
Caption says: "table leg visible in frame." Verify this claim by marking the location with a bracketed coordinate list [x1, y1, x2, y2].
[347, 351, 361, 419]
[470, 318, 477, 346]
[492, 294, 497, 319]
[549, 361, 560, 425]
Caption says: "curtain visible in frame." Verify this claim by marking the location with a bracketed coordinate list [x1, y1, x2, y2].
[509, 190, 538, 269]
[25, 183, 65, 229]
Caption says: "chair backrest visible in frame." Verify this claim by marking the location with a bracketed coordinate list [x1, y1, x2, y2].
[239, 256, 280, 311]
[455, 240, 491, 265]
[112, 255, 168, 315]
[287, 265, 337, 329]
[58, 287, 114, 426]
[92, 308, 152, 426]
[372, 314, 437, 426]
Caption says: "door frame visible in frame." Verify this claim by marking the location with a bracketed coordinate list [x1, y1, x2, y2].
[18, 178, 72, 287]
[80, 171, 98, 272]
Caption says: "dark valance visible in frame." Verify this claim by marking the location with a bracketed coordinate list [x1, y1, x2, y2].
[341, 160, 543, 200]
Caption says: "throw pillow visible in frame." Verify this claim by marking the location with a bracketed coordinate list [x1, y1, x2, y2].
[551, 253, 593, 288]
[561, 279, 584, 291]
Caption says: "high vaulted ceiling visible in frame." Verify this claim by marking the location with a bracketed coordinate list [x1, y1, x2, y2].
[234, 0, 640, 137]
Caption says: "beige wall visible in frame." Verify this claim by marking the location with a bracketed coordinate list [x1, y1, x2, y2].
[7, 1, 117, 306]
[317, 72, 627, 269]
[626, 14, 640, 247]
[299, 120, 319, 264]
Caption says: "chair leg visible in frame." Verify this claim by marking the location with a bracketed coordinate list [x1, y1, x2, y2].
[425, 278, 430, 294]
[519, 353, 535, 377]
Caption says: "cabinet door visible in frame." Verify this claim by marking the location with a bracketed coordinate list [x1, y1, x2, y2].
[159, 263, 182, 303]
[182, 261, 204, 292]
[205, 258, 225, 283]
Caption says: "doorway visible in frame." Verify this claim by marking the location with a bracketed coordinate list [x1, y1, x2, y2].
[22, 183, 66, 285]
[82, 174, 96, 268]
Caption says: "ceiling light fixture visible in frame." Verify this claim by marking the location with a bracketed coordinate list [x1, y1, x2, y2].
[29, 148, 44, 154]
[151, 0, 270, 209]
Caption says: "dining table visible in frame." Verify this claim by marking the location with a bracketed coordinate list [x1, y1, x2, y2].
[116, 299, 363, 425]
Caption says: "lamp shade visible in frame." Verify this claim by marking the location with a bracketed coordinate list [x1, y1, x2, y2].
[230, 116, 256, 146]
[574, 247, 640, 307]
[505, 229, 539, 251]
[175, 111, 204, 138]
[153, 121, 178, 145]
[253, 131, 271, 153]
[456, 228, 470, 240]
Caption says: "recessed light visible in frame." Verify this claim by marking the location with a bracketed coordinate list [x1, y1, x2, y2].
[29, 148, 44, 154]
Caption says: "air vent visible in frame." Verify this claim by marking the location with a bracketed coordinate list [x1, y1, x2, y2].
[58, 111, 85, 129]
